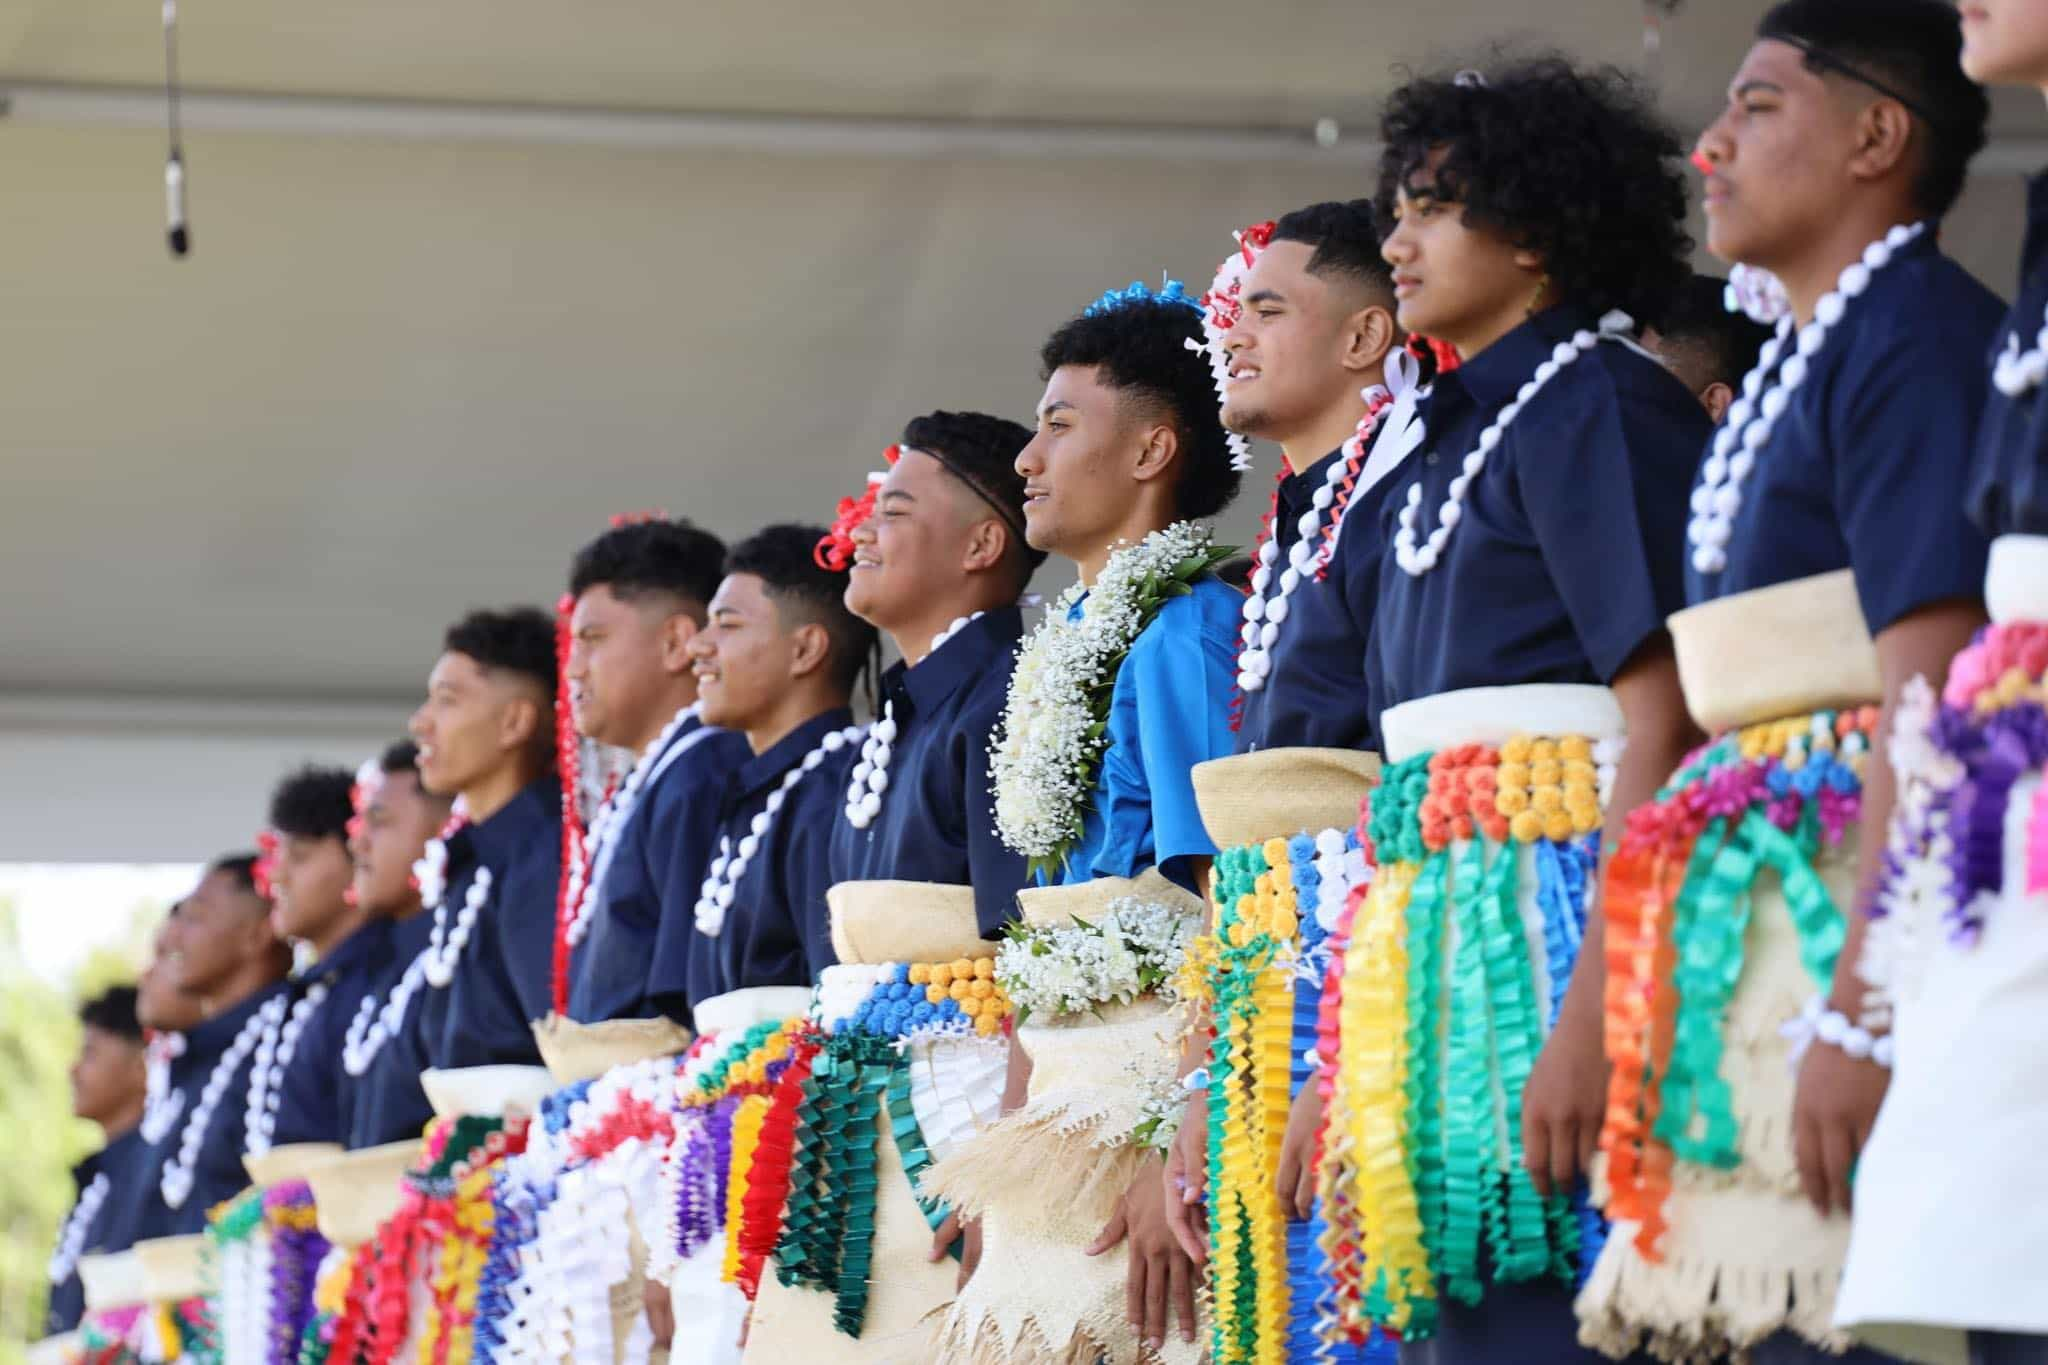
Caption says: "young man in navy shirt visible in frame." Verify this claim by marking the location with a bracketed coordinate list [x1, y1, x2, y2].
[828, 411, 1039, 940]
[562, 518, 751, 1024]
[250, 764, 382, 1154]
[342, 740, 453, 1149]
[1644, 273, 1775, 424]
[664, 525, 874, 1016]
[45, 987, 149, 1337]
[140, 855, 291, 1237]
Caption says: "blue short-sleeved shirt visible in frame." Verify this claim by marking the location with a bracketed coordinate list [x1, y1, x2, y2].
[1369, 305, 1707, 720]
[422, 777, 561, 1069]
[134, 982, 288, 1238]
[1236, 438, 1411, 755]
[1687, 235, 1999, 623]
[266, 917, 394, 1149]
[828, 608, 1032, 939]
[1968, 174, 2048, 541]
[45, 1128, 150, 1335]
[344, 909, 438, 1150]
[569, 712, 751, 1024]
[1060, 574, 1238, 888]
[673, 707, 860, 1018]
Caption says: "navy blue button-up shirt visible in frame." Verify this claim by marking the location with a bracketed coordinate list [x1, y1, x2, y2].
[570, 713, 751, 1024]
[135, 981, 288, 1238]
[269, 917, 395, 1149]
[1236, 442, 1409, 755]
[1369, 305, 1707, 720]
[344, 909, 438, 1150]
[420, 776, 561, 1069]
[827, 608, 1031, 939]
[1687, 234, 1999, 622]
[666, 707, 860, 1019]
[1968, 174, 2048, 541]
[45, 1128, 150, 1335]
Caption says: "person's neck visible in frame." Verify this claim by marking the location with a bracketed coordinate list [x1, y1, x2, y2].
[1769, 200, 1923, 326]
[461, 756, 543, 824]
[306, 901, 373, 959]
[885, 577, 1014, 667]
[1072, 494, 1179, 587]
[377, 892, 426, 923]
[96, 1096, 144, 1143]
[201, 964, 281, 1022]
[744, 686, 847, 757]
[623, 675, 702, 753]
[1441, 290, 1550, 367]
[1276, 387, 1375, 475]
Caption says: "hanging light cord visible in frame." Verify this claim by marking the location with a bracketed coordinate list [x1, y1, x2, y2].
[163, 0, 189, 257]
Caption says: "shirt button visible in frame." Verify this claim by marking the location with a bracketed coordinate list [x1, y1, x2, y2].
[1425, 452, 1440, 466]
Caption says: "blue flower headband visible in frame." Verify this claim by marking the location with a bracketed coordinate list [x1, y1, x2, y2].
[1083, 276, 1203, 319]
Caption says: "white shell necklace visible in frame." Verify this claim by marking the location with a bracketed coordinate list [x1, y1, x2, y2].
[562, 704, 703, 948]
[844, 615, 982, 829]
[340, 816, 487, 1075]
[160, 1002, 273, 1209]
[1689, 222, 1928, 576]
[1395, 310, 1636, 576]
[140, 1032, 188, 1143]
[48, 1172, 112, 1284]
[1993, 299, 2048, 398]
[242, 980, 332, 1158]
[695, 723, 864, 935]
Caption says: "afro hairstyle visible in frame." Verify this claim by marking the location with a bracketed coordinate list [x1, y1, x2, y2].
[268, 764, 356, 842]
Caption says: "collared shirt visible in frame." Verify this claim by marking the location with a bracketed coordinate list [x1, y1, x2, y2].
[421, 776, 562, 1069]
[570, 713, 751, 1023]
[1369, 304, 1707, 719]
[269, 917, 396, 1149]
[1061, 575, 1239, 888]
[44, 1128, 150, 1336]
[827, 608, 1031, 939]
[668, 707, 860, 1018]
[134, 981, 289, 1238]
[343, 909, 438, 1150]
[1688, 234, 1999, 622]
[1235, 444, 1407, 754]
[1967, 172, 2048, 540]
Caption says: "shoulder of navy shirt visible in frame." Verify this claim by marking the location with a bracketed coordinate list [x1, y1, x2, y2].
[1968, 172, 2048, 541]
[1686, 234, 2000, 628]
[271, 915, 394, 1148]
[1368, 303, 1709, 723]
[345, 908, 439, 1150]
[1236, 444, 1404, 754]
[428, 775, 561, 1069]
[826, 606, 1030, 939]
[45, 1127, 153, 1334]
[572, 713, 751, 1024]
[679, 706, 860, 1022]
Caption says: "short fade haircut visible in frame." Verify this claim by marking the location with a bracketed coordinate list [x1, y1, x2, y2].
[209, 853, 265, 899]
[567, 518, 726, 621]
[378, 738, 424, 776]
[1758, 0, 1989, 221]
[80, 985, 143, 1042]
[1659, 274, 1774, 391]
[1270, 199, 1394, 296]
[899, 410, 1046, 582]
[443, 607, 557, 699]
[725, 524, 880, 695]
[1039, 291, 1241, 522]
[268, 764, 355, 842]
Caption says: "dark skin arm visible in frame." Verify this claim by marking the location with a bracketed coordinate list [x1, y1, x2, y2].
[1791, 598, 1983, 1216]
[1523, 635, 1700, 1195]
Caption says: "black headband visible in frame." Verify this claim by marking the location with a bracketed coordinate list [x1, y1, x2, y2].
[903, 442, 1031, 547]
[1759, 27, 1948, 131]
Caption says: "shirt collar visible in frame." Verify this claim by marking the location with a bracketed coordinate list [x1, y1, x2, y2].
[734, 706, 858, 801]
[1440, 302, 1601, 412]
[303, 916, 389, 984]
[467, 775, 558, 868]
[895, 606, 1025, 715]
[184, 979, 286, 1056]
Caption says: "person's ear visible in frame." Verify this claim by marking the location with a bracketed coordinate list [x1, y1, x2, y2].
[1130, 420, 1180, 487]
[1700, 380, 1735, 424]
[961, 519, 1007, 575]
[1848, 97, 1915, 186]
[1343, 303, 1398, 376]
[658, 613, 700, 676]
[497, 695, 541, 753]
[787, 620, 832, 682]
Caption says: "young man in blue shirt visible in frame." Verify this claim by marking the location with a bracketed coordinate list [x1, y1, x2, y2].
[45, 987, 149, 1338]
[560, 518, 751, 1024]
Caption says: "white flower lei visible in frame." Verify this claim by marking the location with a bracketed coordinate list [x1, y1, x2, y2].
[994, 896, 1200, 1022]
[990, 521, 1223, 869]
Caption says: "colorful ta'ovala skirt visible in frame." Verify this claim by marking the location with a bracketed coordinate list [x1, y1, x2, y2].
[1179, 746, 1390, 1365]
[739, 881, 1012, 1365]
[926, 870, 1206, 1365]
[1838, 536, 2048, 1356]
[200, 1179, 328, 1365]
[1318, 686, 1622, 1347]
[1583, 570, 1884, 1360]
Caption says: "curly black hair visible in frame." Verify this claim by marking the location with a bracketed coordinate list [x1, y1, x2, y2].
[80, 985, 143, 1042]
[1375, 55, 1693, 330]
[1271, 199, 1393, 295]
[567, 518, 726, 619]
[726, 523, 880, 697]
[378, 738, 423, 776]
[268, 764, 355, 841]
[1758, 0, 1989, 220]
[443, 607, 557, 698]
[1039, 294, 1241, 522]
[899, 410, 1046, 581]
